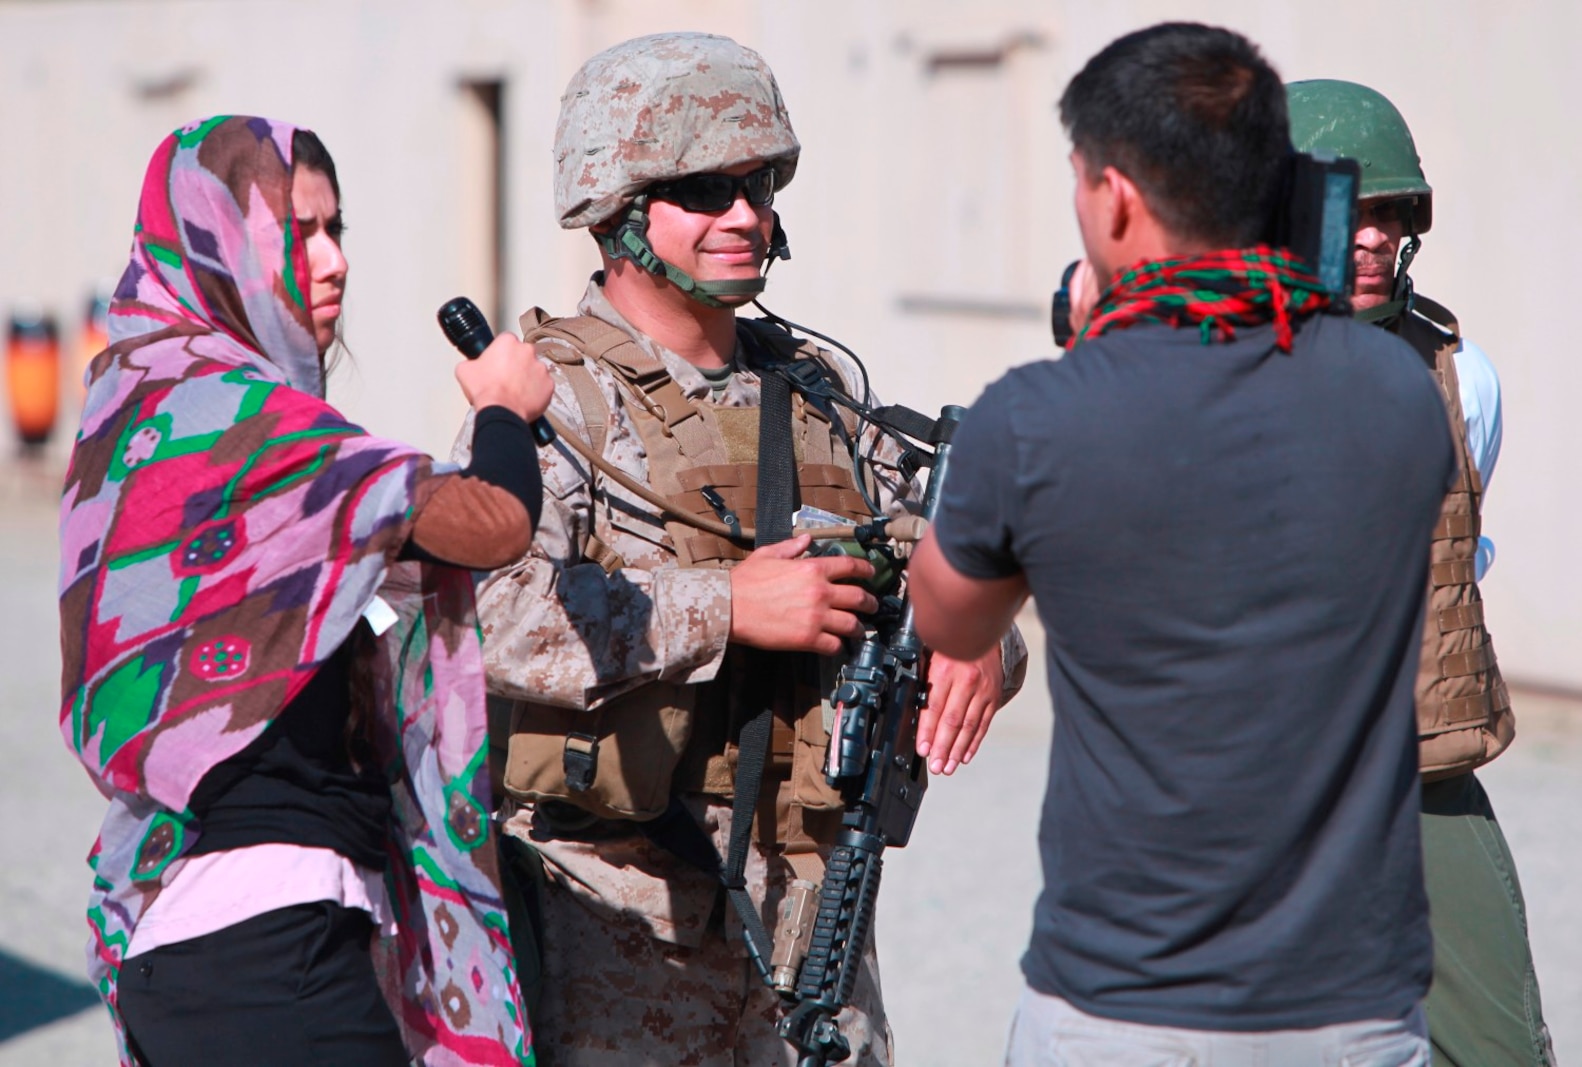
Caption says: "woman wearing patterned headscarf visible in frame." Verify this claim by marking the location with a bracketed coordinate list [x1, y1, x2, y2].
[59, 116, 550, 1066]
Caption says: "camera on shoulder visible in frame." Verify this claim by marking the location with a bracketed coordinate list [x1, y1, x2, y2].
[1048, 150, 1361, 348]
[1266, 150, 1362, 300]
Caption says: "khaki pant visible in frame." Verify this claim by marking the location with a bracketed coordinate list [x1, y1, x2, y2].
[522, 850, 893, 1067]
[1004, 986, 1428, 1067]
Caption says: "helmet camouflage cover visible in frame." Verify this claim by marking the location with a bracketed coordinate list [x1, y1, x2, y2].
[1286, 79, 1432, 234]
[554, 32, 800, 230]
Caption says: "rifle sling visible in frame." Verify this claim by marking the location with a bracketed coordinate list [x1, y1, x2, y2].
[639, 335, 797, 987]
[635, 796, 723, 877]
[725, 334, 797, 983]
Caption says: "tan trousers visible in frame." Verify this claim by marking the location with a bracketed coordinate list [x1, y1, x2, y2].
[527, 864, 893, 1067]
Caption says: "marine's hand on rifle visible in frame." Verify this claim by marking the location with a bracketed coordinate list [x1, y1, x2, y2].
[729, 533, 878, 656]
[916, 647, 1005, 775]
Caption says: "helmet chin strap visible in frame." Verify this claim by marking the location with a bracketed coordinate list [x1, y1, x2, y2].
[597, 198, 792, 309]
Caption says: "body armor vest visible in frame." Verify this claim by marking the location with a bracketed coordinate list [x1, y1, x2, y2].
[495, 310, 872, 853]
[1396, 295, 1513, 780]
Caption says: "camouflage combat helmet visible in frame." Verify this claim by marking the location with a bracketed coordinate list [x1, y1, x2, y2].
[1286, 79, 1432, 234]
[554, 32, 800, 308]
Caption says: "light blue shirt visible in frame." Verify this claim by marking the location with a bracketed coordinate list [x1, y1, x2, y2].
[1452, 337, 1502, 579]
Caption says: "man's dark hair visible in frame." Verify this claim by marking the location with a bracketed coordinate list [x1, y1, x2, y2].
[1059, 22, 1288, 247]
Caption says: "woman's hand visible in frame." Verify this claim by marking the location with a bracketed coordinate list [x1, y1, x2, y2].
[455, 334, 554, 423]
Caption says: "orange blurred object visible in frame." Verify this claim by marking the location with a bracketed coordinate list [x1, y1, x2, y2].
[77, 293, 111, 403]
[7, 311, 61, 446]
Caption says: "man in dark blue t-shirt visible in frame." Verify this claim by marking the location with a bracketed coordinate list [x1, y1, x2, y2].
[908, 23, 1453, 1065]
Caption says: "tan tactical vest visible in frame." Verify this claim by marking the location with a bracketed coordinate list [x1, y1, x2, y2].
[1396, 295, 1513, 780]
[495, 310, 871, 853]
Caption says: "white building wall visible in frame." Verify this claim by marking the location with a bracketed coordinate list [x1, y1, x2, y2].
[2, 0, 1577, 690]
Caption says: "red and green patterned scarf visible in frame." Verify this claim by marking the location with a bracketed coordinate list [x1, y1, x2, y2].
[1077, 246, 1333, 353]
[59, 117, 531, 1066]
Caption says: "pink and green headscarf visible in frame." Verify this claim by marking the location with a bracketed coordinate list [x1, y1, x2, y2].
[59, 116, 532, 1066]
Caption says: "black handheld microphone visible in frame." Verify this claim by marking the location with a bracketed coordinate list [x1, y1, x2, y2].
[437, 297, 555, 446]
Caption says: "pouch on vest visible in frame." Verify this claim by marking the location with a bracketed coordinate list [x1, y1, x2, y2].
[494, 687, 696, 822]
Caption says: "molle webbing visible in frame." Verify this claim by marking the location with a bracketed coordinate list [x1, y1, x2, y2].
[503, 309, 866, 847]
[1398, 298, 1513, 779]
[519, 309, 868, 568]
[536, 312, 867, 568]
[673, 464, 868, 565]
[1435, 602, 1483, 633]
[1431, 560, 1478, 588]
[520, 307, 624, 456]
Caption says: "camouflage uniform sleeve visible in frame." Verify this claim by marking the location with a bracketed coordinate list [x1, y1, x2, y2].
[452, 356, 733, 710]
[819, 346, 1029, 701]
[998, 624, 1029, 700]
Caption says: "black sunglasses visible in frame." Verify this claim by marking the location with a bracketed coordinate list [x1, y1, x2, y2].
[647, 167, 776, 213]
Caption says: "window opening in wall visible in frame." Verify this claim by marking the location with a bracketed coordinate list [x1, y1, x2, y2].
[457, 79, 506, 330]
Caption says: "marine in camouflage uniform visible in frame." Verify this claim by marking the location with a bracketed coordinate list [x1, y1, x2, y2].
[1289, 80, 1555, 1067]
[458, 33, 1027, 1066]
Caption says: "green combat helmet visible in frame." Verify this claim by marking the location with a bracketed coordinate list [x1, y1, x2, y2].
[1287, 79, 1431, 322]
[554, 32, 800, 308]
[1286, 79, 1431, 232]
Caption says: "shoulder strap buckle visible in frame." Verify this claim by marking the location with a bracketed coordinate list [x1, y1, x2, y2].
[778, 358, 835, 400]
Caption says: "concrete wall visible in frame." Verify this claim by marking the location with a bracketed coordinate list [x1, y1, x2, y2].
[2, 0, 1577, 689]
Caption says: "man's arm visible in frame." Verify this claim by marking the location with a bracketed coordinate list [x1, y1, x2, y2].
[1454, 337, 1502, 490]
[815, 346, 1028, 770]
[899, 375, 1031, 636]
[1454, 336, 1502, 579]
[456, 368, 734, 710]
[881, 371, 1031, 771]
[911, 536, 1029, 664]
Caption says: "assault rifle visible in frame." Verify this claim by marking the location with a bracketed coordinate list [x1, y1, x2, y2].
[773, 390, 967, 1067]
[738, 300, 970, 1064]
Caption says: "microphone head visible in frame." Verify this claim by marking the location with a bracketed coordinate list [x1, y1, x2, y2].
[437, 297, 492, 358]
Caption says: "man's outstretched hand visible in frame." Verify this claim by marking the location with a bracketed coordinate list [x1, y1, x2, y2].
[916, 647, 1005, 775]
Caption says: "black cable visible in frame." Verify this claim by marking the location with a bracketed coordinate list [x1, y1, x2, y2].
[752, 300, 871, 406]
[752, 300, 889, 516]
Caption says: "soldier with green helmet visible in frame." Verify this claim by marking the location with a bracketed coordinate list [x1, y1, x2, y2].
[456, 31, 1025, 1065]
[1288, 78, 1555, 1067]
